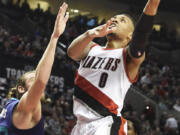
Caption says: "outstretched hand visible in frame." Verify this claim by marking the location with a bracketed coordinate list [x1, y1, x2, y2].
[148, 0, 160, 5]
[88, 19, 116, 38]
[52, 2, 69, 39]
[144, 0, 160, 15]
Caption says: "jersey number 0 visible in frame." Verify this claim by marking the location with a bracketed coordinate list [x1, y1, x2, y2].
[98, 72, 108, 88]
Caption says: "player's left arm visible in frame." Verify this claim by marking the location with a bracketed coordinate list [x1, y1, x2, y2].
[125, 0, 161, 81]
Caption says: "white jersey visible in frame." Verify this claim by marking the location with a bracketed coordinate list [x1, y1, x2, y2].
[73, 44, 137, 123]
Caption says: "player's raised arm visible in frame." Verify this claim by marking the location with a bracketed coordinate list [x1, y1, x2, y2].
[67, 19, 116, 61]
[127, 0, 161, 65]
[143, 0, 161, 15]
[124, 0, 160, 82]
[17, 3, 69, 113]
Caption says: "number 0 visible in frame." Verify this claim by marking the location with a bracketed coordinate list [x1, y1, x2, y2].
[98, 72, 108, 88]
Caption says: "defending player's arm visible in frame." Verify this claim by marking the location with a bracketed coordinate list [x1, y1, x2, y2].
[17, 3, 69, 113]
[125, 0, 160, 81]
[68, 19, 115, 61]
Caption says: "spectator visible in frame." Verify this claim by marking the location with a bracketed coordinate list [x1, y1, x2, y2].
[140, 73, 152, 85]
[165, 114, 179, 135]
[173, 99, 180, 112]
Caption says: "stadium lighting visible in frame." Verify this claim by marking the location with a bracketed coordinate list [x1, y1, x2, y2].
[74, 9, 79, 13]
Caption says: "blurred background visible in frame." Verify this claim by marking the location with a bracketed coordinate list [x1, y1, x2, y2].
[0, 0, 180, 135]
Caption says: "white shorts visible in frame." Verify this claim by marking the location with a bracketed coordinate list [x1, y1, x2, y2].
[71, 116, 127, 135]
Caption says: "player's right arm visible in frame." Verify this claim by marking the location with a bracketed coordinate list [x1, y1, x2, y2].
[67, 19, 115, 61]
[13, 3, 69, 128]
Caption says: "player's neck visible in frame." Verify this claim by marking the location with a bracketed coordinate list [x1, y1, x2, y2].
[105, 39, 127, 49]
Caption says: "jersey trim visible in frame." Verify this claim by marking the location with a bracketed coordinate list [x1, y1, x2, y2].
[119, 117, 127, 135]
[74, 86, 114, 117]
[110, 116, 122, 135]
[90, 44, 98, 50]
[122, 48, 138, 83]
[102, 48, 115, 50]
[75, 72, 118, 115]
[102, 47, 119, 50]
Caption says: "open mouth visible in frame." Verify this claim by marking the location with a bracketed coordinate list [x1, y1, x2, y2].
[110, 23, 116, 27]
[109, 23, 116, 29]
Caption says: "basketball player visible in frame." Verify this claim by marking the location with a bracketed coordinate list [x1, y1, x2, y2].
[0, 3, 69, 135]
[68, 0, 160, 135]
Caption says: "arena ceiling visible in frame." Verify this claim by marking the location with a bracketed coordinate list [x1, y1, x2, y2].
[112, 0, 180, 12]
[11, 0, 180, 40]
[112, 0, 180, 6]
[24, 0, 180, 17]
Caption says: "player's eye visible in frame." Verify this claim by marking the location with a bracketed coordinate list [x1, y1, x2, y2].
[121, 18, 126, 23]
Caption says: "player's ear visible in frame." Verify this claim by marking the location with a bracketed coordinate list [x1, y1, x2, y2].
[17, 86, 26, 94]
[127, 32, 133, 43]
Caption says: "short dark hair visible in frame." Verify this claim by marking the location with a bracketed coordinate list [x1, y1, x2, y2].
[122, 13, 136, 27]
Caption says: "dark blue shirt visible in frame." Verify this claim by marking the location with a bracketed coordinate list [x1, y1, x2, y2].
[0, 98, 44, 135]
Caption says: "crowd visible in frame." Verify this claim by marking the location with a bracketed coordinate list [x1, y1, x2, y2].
[135, 60, 180, 111]
[0, 0, 180, 135]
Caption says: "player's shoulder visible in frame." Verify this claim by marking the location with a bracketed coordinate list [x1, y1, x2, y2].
[6, 98, 19, 106]
[89, 42, 101, 50]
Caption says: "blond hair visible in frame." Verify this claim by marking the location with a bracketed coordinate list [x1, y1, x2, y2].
[8, 70, 35, 99]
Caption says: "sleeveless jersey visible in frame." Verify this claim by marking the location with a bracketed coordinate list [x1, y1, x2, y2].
[73, 45, 137, 122]
[0, 98, 44, 135]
